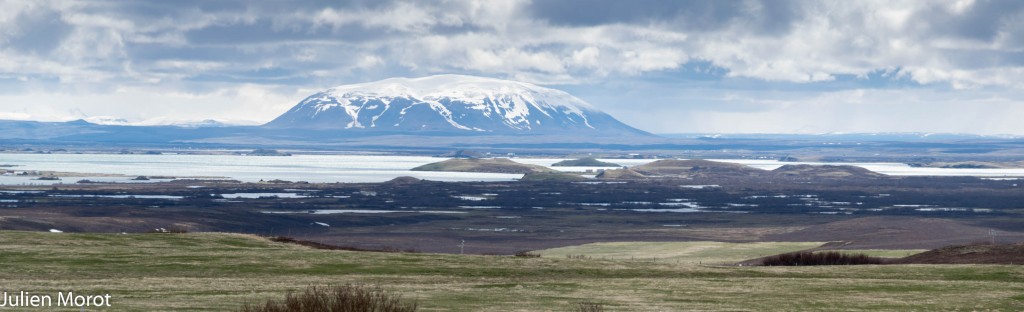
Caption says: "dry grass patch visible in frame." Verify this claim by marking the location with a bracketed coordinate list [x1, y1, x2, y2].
[536, 241, 824, 264]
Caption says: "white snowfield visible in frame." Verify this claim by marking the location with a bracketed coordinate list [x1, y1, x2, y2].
[298, 74, 600, 131]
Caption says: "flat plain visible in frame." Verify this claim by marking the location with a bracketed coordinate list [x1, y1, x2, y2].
[1, 231, 1022, 311]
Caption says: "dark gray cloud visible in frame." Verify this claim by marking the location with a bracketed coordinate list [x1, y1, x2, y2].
[93, 0, 396, 19]
[4, 8, 73, 54]
[942, 49, 1024, 69]
[184, 20, 385, 45]
[125, 44, 242, 63]
[527, 0, 800, 34]
[3, 0, 1017, 89]
[915, 0, 1024, 41]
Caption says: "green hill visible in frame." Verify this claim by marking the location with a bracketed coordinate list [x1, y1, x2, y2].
[771, 164, 885, 178]
[551, 157, 621, 167]
[411, 158, 553, 174]
[594, 168, 648, 179]
[597, 159, 765, 180]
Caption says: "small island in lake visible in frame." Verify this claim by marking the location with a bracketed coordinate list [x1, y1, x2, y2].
[412, 158, 553, 174]
[551, 157, 621, 167]
[239, 148, 292, 156]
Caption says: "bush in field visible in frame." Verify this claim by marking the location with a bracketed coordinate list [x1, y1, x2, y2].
[577, 302, 604, 312]
[514, 250, 541, 258]
[761, 251, 884, 266]
[146, 227, 189, 233]
[238, 285, 417, 312]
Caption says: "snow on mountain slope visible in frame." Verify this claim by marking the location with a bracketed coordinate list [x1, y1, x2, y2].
[265, 75, 647, 135]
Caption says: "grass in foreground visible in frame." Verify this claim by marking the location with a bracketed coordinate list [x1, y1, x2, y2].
[0, 231, 1022, 311]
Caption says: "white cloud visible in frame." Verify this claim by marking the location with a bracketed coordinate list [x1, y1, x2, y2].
[570, 46, 600, 68]
[2, 0, 1024, 134]
[355, 55, 384, 69]
[621, 49, 688, 74]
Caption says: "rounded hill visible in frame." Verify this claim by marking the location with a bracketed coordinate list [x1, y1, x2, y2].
[411, 158, 553, 174]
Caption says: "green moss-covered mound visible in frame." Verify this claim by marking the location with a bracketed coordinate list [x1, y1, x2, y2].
[551, 157, 621, 167]
[411, 158, 553, 174]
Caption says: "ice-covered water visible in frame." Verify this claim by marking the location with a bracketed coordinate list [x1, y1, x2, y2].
[1, 153, 1022, 186]
[0, 154, 522, 185]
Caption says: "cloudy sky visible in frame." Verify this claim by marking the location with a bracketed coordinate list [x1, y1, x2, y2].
[1, 0, 1023, 134]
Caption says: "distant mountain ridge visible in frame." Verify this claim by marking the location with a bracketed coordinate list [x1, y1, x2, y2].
[265, 74, 647, 135]
[81, 117, 246, 128]
[1, 117, 1023, 154]
[3, 75, 1023, 152]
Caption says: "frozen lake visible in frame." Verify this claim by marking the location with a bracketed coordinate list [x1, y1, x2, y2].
[0, 154, 521, 185]
[0, 153, 1022, 185]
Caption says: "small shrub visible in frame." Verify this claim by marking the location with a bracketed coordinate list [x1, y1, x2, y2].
[566, 254, 590, 260]
[514, 250, 541, 258]
[146, 227, 189, 234]
[238, 285, 417, 312]
[577, 302, 604, 312]
[761, 251, 884, 266]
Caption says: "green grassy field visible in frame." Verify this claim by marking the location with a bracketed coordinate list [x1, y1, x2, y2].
[535, 241, 826, 264]
[0, 231, 1022, 311]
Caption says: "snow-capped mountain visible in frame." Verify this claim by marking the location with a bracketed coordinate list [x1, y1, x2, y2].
[82, 116, 132, 126]
[265, 75, 647, 135]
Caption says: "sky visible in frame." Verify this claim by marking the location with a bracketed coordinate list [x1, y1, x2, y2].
[1, 0, 1023, 134]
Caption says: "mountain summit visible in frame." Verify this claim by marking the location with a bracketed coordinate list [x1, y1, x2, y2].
[265, 75, 646, 135]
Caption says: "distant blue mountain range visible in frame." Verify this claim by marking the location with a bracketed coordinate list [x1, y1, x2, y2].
[0, 75, 1020, 153]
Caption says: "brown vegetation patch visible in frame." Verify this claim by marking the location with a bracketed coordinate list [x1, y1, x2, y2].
[410, 158, 551, 174]
[238, 285, 417, 312]
[594, 168, 647, 179]
[761, 251, 885, 266]
[765, 217, 1024, 249]
[631, 159, 765, 178]
[771, 164, 885, 178]
[513, 250, 541, 258]
[269, 236, 417, 253]
[895, 242, 1024, 264]
[385, 176, 423, 184]
[576, 302, 605, 312]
